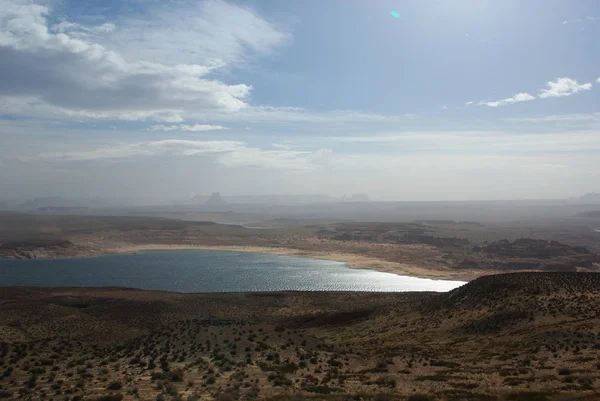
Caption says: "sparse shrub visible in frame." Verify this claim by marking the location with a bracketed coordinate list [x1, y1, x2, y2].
[1, 367, 13, 378]
[557, 368, 571, 375]
[506, 392, 550, 401]
[373, 375, 397, 388]
[27, 374, 37, 388]
[107, 381, 122, 390]
[164, 383, 177, 396]
[577, 375, 595, 384]
[169, 368, 184, 382]
[304, 385, 340, 394]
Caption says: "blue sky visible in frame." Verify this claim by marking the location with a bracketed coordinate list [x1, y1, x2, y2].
[1, 0, 599, 201]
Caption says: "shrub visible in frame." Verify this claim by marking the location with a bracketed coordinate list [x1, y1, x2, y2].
[164, 383, 178, 396]
[27, 374, 37, 388]
[169, 368, 184, 382]
[107, 381, 122, 390]
[557, 368, 571, 376]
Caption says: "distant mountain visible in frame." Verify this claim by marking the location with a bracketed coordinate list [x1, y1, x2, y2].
[37, 206, 89, 212]
[187, 194, 336, 205]
[19, 196, 81, 210]
[188, 194, 208, 204]
[206, 192, 227, 206]
[224, 194, 335, 205]
[579, 193, 600, 204]
[16, 196, 144, 209]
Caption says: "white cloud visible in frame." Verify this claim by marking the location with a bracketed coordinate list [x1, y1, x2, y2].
[478, 77, 593, 108]
[107, 0, 290, 67]
[5, 122, 600, 200]
[41, 139, 332, 171]
[539, 78, 592, 98]
[478, 93, 535, 107]
[465, 101, 473, 106]
[326, 130, 600, 153]
[509, 113, 600, 123]
[0, 0, 288, 122]
[51, 21, 116, 35]
[41, 140, 242, 161]
[563, 17, 598, 24]
[192, 107, 413, 124]
[149, 124, 227, 132]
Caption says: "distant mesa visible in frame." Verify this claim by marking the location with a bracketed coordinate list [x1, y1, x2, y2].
[571, 192, 600, 204]
[580, 192, 600, 203]
[205, 192, 227, 206]
[189, 194, 207, 204]
[186, 193, 335, 205]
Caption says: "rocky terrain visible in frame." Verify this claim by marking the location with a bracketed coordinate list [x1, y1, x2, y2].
[314, 223, 600, 274]
[1, 273, 600, 400]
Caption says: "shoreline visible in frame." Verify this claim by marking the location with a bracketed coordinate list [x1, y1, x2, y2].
[104, 243, 477, 281]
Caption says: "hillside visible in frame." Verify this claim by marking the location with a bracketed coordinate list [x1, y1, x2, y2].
[1, 273, 600, 400]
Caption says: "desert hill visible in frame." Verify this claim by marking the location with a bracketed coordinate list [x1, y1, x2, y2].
[1, 273, 600, 400]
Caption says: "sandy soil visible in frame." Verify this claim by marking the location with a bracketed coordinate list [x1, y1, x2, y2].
[106, 243, 480, 281]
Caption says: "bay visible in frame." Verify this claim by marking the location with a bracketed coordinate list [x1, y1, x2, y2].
[0, 250, 465, 292]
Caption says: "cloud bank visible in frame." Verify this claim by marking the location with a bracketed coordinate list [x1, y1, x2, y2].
[0, 0, 289, 122]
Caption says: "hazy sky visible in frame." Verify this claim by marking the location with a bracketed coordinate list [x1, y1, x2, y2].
[1, 0, 599, 202]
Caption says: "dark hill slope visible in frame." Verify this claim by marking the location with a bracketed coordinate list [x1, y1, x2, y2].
[2, 275, 600, 400]
[441, 272, 600, 308]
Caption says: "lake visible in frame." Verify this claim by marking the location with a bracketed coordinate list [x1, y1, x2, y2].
[0, 250, 465, 292]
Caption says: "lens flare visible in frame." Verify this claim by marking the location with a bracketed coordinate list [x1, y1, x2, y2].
[390, 10, 400, 18]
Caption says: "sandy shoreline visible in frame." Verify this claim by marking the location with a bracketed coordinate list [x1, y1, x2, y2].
[105, 243, 474, 281]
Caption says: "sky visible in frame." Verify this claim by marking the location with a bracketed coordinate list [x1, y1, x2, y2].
[1, 0, 599, 202]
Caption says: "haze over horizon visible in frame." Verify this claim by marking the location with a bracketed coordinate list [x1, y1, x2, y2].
[2, 0, 600, 202]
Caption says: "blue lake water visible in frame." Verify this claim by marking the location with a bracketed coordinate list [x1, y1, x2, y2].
[0, 250, 465, 293]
